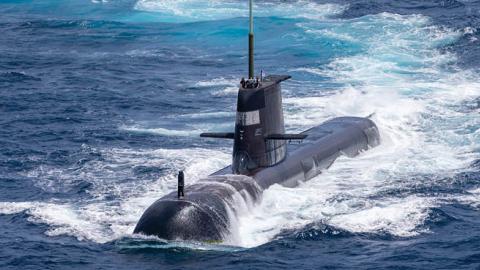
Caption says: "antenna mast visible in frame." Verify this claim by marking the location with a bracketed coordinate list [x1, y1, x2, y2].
[248, 0, 254, 79]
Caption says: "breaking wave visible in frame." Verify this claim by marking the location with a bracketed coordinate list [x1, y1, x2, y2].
[1, 1, 479, 250]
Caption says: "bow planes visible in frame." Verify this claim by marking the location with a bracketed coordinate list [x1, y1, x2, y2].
[133, 0, 380, 242]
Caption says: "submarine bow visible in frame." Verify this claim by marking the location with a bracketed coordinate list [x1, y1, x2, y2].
[134, 0, 380, 242]
[133, 75, 380, 241]
[134, 175, 261, 241]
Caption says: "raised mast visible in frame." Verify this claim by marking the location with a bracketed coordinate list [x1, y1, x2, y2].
[248, 0, 254, 79]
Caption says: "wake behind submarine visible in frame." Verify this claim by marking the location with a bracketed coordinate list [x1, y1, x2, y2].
[134, 0, 380, 242]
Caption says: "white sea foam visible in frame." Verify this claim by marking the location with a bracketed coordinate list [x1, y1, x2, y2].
[120, 123, 235, 137]
[120, 125, 202, 137]
[195, 77, 237, 87]
[119, 110, 235, 137]
[1, 147, 230, 243]
[329, 196, 434, 237]
[456, 188, 480, 209]
[195, 77, 239, 96]
[1, 3, 479, 248]
[235, 12, 479, 247]
[134, 0, 345, 22]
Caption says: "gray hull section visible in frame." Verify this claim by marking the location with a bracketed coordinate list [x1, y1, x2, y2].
[134, 117, 380, 241]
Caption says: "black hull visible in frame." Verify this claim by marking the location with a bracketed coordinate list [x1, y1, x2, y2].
[134, 117, 380, 241]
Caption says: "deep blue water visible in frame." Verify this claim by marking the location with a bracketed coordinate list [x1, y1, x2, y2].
[1, 0, 480, 269]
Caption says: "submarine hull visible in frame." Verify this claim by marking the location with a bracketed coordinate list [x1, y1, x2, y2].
[134, 116, 380, 241]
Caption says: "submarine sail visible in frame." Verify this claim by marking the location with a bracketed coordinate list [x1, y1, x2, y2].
[134, 0, 380, 242]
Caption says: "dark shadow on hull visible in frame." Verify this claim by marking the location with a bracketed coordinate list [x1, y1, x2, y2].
[134, 117, 380, 242]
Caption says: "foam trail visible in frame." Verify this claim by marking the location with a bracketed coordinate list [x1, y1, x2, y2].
[235, 12, 480, 247]
[456, 188, 480, 209]
[1, 147, 230, 243]
[134, 0, 345, 22]
[120, 109, 235, 137]
[120, 126, 202, 137]
[1, 4, 479, 249]
[195, 77, 239, 96]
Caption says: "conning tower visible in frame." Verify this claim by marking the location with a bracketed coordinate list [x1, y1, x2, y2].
[133, 0, 381, 242]
[201, 0, 305, 174]
[233, 75, 297, 174]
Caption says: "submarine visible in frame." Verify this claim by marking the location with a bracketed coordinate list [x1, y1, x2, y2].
[134, 0, 380, 242]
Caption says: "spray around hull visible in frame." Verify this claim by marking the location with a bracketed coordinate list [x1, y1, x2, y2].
[133, 2, 381, 242]
[134, 175, 261, 242]
[134, 117, 380, 241]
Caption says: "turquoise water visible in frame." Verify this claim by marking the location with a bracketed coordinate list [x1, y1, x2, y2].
[0, 0, 479, 268]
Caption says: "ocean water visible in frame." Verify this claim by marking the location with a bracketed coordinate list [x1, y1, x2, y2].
[0, 0, 479, 269]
